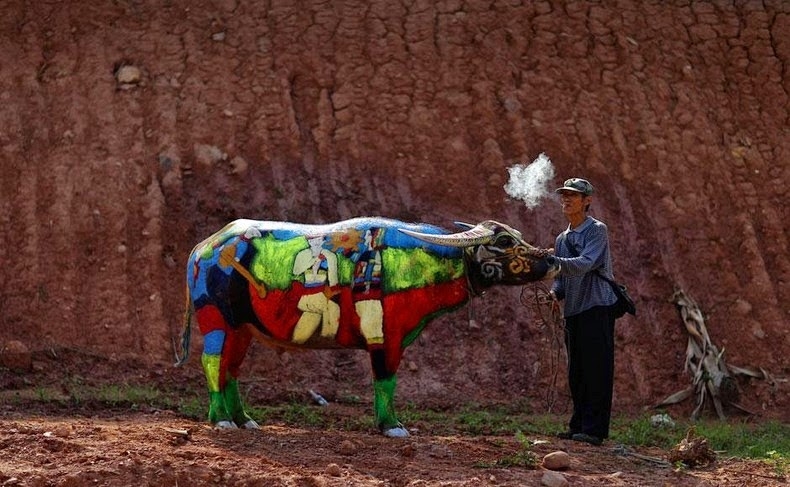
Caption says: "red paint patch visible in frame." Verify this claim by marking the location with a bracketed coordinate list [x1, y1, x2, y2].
[381, 278, 468, 373]
[248, 285, 302, 341]
[246, 278, 468, 369]
[248, 282, 364, 345]
[221, 325, 252, 379]
[195, 305, 229, 336]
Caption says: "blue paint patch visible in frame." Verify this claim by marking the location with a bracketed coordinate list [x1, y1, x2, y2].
[203, 330, 225, 354]
[187, 237, 251, 300]
[260, 218, 462, 258]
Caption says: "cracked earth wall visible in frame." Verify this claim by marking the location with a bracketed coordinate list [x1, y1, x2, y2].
[0, 0, 787, 419]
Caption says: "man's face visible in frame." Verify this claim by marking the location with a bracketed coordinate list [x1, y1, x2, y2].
[559, 190, 589, 215]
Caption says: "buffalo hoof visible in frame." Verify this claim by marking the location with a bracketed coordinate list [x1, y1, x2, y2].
[215, 420, 238, 429]
[383, 426, 409, 438]
[240, 419, 260, 429]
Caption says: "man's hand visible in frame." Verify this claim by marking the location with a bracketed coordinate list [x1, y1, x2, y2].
[535, 247, 555, 258]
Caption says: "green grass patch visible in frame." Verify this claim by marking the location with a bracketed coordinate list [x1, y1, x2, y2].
[609, 413, 789, 475]
[610, 414, 680, 447]
[248, 402, 330, 428]
[474, 430, 538, 469]
[765, 450, 789, 478]
[177, 396, 208, 420]
[696, 420, 789, 459]
[94, 384, 169, 408]
[399, 401, 557, 436]
[610, 415, 789, 457]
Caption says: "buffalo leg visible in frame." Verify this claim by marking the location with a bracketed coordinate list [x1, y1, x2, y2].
[370, 349, 408, 438]
[195, 305, 236, 428]
[361, 302, 406, 437]
[201, 332, 234, 427]
[221, 324, 258, 429]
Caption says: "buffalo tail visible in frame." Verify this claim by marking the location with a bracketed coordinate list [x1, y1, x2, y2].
[173, 283, 194, 367]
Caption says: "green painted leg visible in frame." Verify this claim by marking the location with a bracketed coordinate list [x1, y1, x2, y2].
[202, 353, 235, 428]
[207, 390, 234, 426]
[223, 378, 259, 429]
[373, 375, 408, 438]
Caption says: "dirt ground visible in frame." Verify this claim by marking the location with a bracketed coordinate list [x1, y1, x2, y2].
[1, 350, 786, 487]
[2, 413, 784, 487]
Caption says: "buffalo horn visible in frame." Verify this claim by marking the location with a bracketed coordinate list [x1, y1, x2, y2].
[399, 225, 494, 247]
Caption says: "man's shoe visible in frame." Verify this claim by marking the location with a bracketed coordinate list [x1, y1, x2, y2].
[556, 431, 576, 440]
[571, 433, 603, 446]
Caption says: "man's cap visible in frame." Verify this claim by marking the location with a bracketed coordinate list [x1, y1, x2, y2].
[555, 178, 594, 196]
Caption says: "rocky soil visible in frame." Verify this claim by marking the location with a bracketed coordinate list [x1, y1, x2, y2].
[1, 350, 787, 487]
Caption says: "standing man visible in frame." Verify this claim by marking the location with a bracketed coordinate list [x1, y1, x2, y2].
[548, 178, 618, 446]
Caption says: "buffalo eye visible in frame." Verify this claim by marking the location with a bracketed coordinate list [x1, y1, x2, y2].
[495, 235, 516, 247]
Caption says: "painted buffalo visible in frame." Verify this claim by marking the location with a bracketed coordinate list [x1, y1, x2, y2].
[175, 217, 559, 437]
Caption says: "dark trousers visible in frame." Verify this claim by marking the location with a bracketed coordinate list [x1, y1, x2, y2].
[564, 305, 615, 438]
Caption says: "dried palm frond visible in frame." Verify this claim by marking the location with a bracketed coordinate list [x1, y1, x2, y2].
[656, 288, 738, 419]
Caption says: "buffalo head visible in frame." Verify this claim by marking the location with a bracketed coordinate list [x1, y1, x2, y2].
[400, 220, 559, 293]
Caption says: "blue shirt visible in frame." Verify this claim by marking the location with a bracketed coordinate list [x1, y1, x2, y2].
[550, 216, 617, 317]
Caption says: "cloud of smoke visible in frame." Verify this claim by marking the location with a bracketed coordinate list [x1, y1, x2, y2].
[503, 153, 556, 209]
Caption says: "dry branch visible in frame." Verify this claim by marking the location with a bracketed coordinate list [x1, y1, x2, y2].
[657, 288, 786, 418]
[656, 289, 738, 419]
